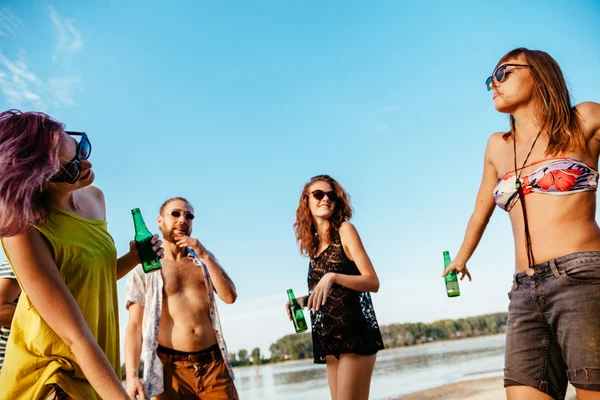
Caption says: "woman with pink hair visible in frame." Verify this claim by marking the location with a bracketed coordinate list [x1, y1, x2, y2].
[0, 109, 162, 400]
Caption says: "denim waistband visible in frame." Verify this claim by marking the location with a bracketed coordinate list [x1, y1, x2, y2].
[514, 250, 600, 282]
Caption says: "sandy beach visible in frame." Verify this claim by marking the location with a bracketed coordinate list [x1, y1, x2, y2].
[395, 377, 577, 400]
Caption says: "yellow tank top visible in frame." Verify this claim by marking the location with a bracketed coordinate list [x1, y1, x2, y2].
[0, 204, 120, 400]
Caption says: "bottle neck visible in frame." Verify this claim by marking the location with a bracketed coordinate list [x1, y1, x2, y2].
[133, 212, 149, 233]
[443, 253, 451, 268]
[287, 290, 296, 302]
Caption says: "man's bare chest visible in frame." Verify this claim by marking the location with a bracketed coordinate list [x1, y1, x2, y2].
[161, 261, 207, 296]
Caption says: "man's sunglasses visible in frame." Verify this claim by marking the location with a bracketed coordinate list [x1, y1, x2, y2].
[168, 210, 195, 220]
[485, 63, 533, 91]
[311, 190, 338, 202]
[50, 131, 92, 184]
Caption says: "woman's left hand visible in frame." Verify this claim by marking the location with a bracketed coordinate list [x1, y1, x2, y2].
[129, 234, 164, 264]
[307, 273, 336, 312]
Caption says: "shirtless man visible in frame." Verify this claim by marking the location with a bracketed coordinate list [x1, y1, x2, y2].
[125, 197, 238, 400]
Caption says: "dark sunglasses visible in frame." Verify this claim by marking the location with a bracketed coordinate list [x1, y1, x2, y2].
[169, 210, 195, 220]
[485, 63, 533, 91]
[311, 190, 338, 202]
[50, 131, 92, 184]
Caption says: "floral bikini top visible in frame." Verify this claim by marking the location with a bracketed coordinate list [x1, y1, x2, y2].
[493, 157, 599, 212]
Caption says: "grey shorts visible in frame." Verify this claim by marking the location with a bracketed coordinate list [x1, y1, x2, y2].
[504, 251, 600, 400]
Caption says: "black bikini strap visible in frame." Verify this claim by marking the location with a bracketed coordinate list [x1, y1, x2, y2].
[513, 130, 541, 268]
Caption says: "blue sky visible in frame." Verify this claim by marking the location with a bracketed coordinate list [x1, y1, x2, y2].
[1, 0, 599, 359]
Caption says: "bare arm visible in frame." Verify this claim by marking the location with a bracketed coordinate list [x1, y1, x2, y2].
[3, 231, 129, 400]
[0, 278, 20, 326]
[575, 101, 600, 142]
[90, 187, 162, 281]
[201, 253, 237, 304]
[87, 186, 138, 281]
[125, 303, 144, 380]
[125, 303, 147, 400]
[117, 250, 139, 281]
[332, 222, 379, 292]
[443, 134, 499, 279]
[117, 237, 163, 281]
[174, 234, 237, 304]
[307, 222, 379, 312]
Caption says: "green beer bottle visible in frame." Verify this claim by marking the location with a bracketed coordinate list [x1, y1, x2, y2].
[287, 289, 308, 333]
[132, 208, 162, 273]
[443, 250, 460, 297]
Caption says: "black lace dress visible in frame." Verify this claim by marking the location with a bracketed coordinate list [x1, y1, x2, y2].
[307, 230, 384, 364]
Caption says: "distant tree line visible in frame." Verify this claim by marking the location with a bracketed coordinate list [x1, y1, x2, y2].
[119, 313, 509, 371]
[230, 312, 508, 367]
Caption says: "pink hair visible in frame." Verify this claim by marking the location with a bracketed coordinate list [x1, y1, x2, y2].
[0, 109, 63, 237]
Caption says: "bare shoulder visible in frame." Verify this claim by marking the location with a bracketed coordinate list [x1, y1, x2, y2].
[3, 228, 36, 248]
[80, 186, 106, 220]
[340, 221, 356, 233]
[84, 185, 105, 204]
[339, 221, 358, 236]
[3, 228, 52, 263]
[575, 102, 600, 138]
[575, 101, 600, 117]
[487, 131, 507, 149]
[484, 132, 507, 165]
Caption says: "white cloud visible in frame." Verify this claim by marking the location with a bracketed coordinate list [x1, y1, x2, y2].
[0, 7, 24, 38]
[49, 6, 83, 63]
[0, 54, 46, 110]
[0, 7, 85, 110]
[49, 76, 85, 107]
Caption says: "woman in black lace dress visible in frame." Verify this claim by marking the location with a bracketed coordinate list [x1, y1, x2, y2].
[287, 174, 384, 400]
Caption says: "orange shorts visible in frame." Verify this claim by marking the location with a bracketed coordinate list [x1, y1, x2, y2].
[156, 344, 239, 400]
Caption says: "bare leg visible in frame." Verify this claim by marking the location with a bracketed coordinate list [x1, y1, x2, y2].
[325, 355, 340, 400]
[335, 353, 377, 400]
[576, 388, 600, 400]
[506, 386, 554, 400]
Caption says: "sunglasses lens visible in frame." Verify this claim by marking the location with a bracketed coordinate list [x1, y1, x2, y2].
[79, 136, 91, 160]
[495, 65, 506, 82]
[51, 161, 80, 183]
[327, 191, 338, 201]
[67, 162, 80, 180]
[485, 76, 493, 91]
[170, 211, 194, 220]
[63, 160, 80, 181]
[312, 190, 325, 200]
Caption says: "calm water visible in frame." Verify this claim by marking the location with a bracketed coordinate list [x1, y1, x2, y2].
[234, 334, 506, 400]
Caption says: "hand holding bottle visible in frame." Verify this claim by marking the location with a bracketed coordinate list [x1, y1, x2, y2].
[174, 232, 207, 258]
[285, 295, 307, 320]
[128, 234, 163, 265]
[132, 208, 163, 273]
[442, 258, 472, 281]
[286, 289, 308, 333]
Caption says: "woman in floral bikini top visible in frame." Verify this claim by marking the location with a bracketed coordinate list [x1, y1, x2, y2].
[443, 47, 600, 400]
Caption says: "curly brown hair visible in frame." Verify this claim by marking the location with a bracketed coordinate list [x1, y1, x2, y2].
[294, 175, 353, 258]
